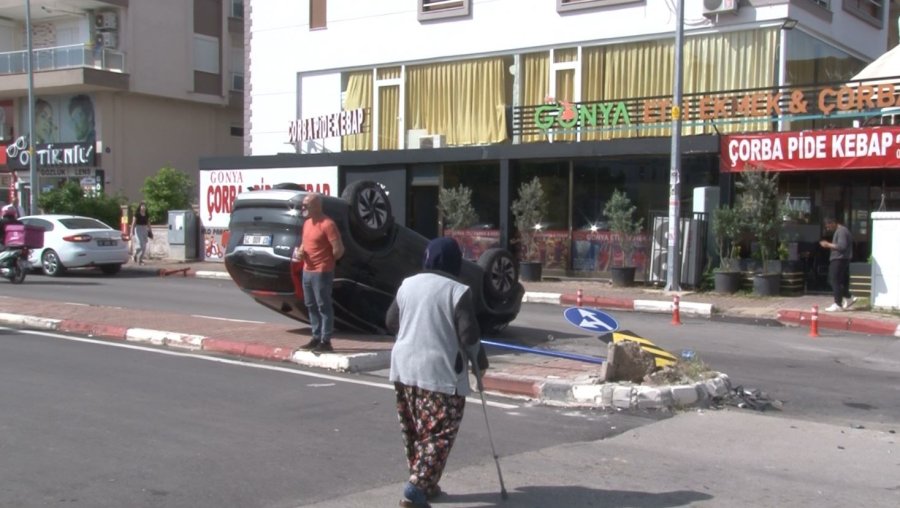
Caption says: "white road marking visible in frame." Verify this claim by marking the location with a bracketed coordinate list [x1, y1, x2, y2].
[7, 327, 519, 409]
[190, 314, 266, 324]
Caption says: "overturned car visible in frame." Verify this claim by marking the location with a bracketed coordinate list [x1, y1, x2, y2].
[224, 181, 524, 334]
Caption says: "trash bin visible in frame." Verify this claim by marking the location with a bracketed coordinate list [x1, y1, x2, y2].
[167, 209, 198, 261]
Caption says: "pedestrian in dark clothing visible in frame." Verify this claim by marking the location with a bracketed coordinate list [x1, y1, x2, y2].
[385, 237, 488, 508]
[820, 217, 856, 312]
[131, 202, 151, 265]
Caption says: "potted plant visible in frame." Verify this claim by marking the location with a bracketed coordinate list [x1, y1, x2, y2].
[510, 177, 547, 281]
[603, 189, 644, 287]
[735, 167, 782, 296]
[438, 184, 478, 231]
[712, 204, 743, 294]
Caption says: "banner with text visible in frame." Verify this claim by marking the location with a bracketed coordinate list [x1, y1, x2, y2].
[721, 126, 900, 172]
[199, 167, 338, 261]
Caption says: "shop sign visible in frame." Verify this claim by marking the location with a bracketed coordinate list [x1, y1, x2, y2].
[530, 81, 900, 135]
[6, 137, 96, 170]
[200, 167, 339, 229]
[721, 126, 900, 172]
[288, 108, 365, 143]
[536, 100, 631, 132]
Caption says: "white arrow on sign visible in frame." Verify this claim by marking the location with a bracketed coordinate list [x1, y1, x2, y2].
[577, 308, 616, 331]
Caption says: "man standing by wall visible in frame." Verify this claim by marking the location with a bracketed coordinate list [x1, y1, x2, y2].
[298, 193, 344, 352]
[820, 217, 857, 312]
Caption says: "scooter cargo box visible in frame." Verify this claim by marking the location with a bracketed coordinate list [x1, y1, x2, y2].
[4, 224, 44, 248]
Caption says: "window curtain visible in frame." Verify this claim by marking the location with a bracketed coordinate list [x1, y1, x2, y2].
[406, 57, 507, 146]
[580, 27, 778, 140]
[377, 67, 401, 150]
[522, 52, 549, 143]
[342, 70, 372, 151]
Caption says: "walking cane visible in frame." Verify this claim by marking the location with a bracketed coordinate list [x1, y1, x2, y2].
[472, 359, 509, 500]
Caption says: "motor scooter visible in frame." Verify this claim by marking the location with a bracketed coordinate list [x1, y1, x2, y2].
[0, 246, 30, 284]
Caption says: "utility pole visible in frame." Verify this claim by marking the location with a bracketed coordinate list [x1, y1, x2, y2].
[665, 0, 684, 292]
[25, 0, 38, 214]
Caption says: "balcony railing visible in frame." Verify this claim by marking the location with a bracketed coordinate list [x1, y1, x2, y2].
[0, 43, 125, 76]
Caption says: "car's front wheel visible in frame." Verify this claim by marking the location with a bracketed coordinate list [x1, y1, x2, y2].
[477, 248, 518, 302]
[341, 180, 394, 244]
[41, 250, 65, 277]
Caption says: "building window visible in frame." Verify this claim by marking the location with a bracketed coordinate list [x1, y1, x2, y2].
[193, 34, 220, 74]
[418, 0, 470, 21]
[230, 125, 244, 137]
[311, 0, 326, 29]
[844, 0, 884, 25]
[230, 0, 243, 18]
[557, 0, 641, 13]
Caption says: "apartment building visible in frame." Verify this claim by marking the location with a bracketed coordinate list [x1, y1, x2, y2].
[203, 0, 894, 280]
[0, 0, 245, 211]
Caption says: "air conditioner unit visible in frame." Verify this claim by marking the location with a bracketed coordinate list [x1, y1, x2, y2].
[96, 31, 118, 48]
[702, 0, 738, 17]
[95, 11, 118, 30]
[647, 216, 706, 287]
[419, 134, 445, 149]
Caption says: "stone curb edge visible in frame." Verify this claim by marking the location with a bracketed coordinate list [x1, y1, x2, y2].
[0, 312, 390, 373]
[522, 289, 899, 337]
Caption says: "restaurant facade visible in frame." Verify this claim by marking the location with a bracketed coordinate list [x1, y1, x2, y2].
[202, 0, 896, 286]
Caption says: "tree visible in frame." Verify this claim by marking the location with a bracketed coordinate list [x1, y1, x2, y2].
[140, 166, 193, 223]
[510, 177, 547, 262]
[712, 204, 743, 272]
[603, 189, 643, 267]
[37, 181, 126, 228]
[735, 167, 781, 273]
[438, 185, 478, 230]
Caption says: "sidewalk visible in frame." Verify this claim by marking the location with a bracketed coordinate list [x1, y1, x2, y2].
[2, 258, 897, 411]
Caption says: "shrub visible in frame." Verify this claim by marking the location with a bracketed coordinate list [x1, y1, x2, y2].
[438, 185, 478, 230]
[37, 182, 126, 228]
[510, 177, 547, 261]
[141, 166, 193, 223]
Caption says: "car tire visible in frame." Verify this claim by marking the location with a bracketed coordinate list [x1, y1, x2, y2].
[41, 249, 65, 277]
[477, 248, 518, 302]
[341, 180, 394, 243]
[100, 264, 122, 275]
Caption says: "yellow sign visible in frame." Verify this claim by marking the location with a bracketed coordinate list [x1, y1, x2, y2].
[600, 329, 678, 368]
[671, 105, 681, 120]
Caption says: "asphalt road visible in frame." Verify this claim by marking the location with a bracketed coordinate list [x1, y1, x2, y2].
[0, 328, 660, 508]
[3, 270, 899, 430]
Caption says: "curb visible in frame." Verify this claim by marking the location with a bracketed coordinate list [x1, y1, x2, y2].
[777, 309, 900, 337]
[536, 291, 714, 317]
[0, 313, 389, 373]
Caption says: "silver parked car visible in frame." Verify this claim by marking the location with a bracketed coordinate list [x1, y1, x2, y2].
[18, 215, 130, 276]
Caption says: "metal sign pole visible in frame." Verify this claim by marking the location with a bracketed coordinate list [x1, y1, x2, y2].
[25, 0, 38, 214]
[665, 0, 684, 292]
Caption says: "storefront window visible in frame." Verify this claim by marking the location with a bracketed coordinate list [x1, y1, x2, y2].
[441, 162, 500, 228]
[785, 30, 867, 130]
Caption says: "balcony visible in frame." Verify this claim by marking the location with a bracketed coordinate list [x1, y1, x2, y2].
[0, 43, 125, 75]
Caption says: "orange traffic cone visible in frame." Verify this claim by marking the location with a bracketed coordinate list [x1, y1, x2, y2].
[671, 295, 682, 326]
[809, 305, 819, 338]
[576, 288, 583, 307]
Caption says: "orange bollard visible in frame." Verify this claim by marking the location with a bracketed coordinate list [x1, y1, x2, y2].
[671, 294, 682, 325]
[576, 288, 583, 307]
[809, 304, 819, 338]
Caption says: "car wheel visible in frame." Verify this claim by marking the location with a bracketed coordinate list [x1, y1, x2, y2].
[341, 180, 394, 243]
[41, 249, 65, 277]
[100, 264, 122, 275]
[477, 248, 518, 302]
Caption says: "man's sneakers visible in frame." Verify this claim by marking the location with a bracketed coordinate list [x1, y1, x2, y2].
[843, 296, 859, 310]
[313, 341, 334, 353]
[825, 303, 843, 312]
[299, 338, 321, 350]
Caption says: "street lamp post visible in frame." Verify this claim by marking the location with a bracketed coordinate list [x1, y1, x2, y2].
[665, 0, 684, 292]
[25, 0, 38, 214]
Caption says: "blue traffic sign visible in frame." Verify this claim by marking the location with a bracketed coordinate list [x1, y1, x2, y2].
[563, 307, 620, 333]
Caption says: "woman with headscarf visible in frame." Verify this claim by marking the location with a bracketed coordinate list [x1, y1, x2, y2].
[385, 237, 488, 508]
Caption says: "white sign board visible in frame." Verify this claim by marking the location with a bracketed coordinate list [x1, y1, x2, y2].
[871, 211, 900, 310]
